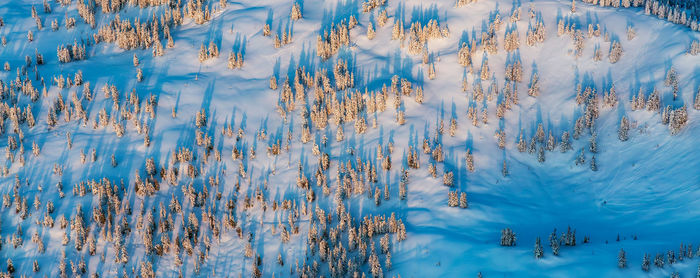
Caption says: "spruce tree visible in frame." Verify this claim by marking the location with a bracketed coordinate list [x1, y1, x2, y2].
[534, 237, 544, 259]
[641, 253, 651, 271]
[590, 155, 598, 171]
[654, 253, 664, 268]
[549, 229, 560, 256]
[618, 116, 630, 141]
[618, 249, 627, 268]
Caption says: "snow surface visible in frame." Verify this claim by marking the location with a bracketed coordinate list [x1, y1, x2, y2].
[0, 0, 698, 277]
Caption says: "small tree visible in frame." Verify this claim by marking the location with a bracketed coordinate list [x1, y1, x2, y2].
[618, 116, 630, 141]
[609, 41, 623, 63]
[537, 146, 545, 163]
[500, 228, 516, 246]
[549, 229, 560, 256]
[459, 192, 468, 208]
[290, 3, 302, 20]
[654, 253, 664, 268]
[534, 237, 544, 259]
[6, 258, 14, 273]
[367, 22, 376, 40]
[641, 253, 650, 271]
[618, 249, 627, 268]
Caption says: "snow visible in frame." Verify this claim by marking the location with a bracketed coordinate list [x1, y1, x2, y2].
[0, 0, 698, 277]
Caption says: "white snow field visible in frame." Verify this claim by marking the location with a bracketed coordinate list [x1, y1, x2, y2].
[0, 0, 698, 277]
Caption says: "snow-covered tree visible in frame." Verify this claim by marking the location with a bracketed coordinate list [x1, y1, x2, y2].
[618, 116, 630, 141]
[609, 41, 623, 63]
[618, 249, 627, 268]
[642, 253, 651, 271]
[549, 229, 560, 256]
[500, 228, 516, 246]
[291, 3, 302, 20]
[534, 237, 544, 258]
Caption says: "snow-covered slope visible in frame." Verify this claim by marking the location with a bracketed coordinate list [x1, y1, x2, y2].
[0, 0, 698, 277]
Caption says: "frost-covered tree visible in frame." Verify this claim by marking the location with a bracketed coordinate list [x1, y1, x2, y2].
[458, 43, 472, 67]
[480, 58, 490, 80]
[537, 146, 545, 163]
[669, 106, 688, 135]
[647, 88, 660, 111]
[443, 171, 454, 187]
[536, 123, 545, 142]
[6, 258, 14, 273]
[504, 26, 520, 52]
[534, 237, 544, 258]
[290, 3, 302, 20]
[618, 116, 630, 141]
[374, 187, 382, 206]
[501, 228, 517, 246]
[367, 21, 376, 40]
[654, 253, 664, 268]
[690, 40, 700, 55]
[627, 26, 636, 40]
[460, 192, 468, 208]
[528, 73, 540, 97]
[456, 0, 476, 7]
[589, 132, 598, 153]
[560, 131, 572, 152]
[549, 229, 560, 256]
[642, 253, 651, 271]
[609, 41, 623, 63]
[517, 131, 527, 152]
[196, 109, 207, 127]
[618, 249, 627, 268]
[546, 131, 556, 151]
[466, 149, 475, 172]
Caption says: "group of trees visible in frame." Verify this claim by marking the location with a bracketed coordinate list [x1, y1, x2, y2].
[640, 243, 700, 272]
[577, 0, 700, 31]
[530, 227, 590, 257]
[447, 190, 468, 208]
[0, 0, 698, 276]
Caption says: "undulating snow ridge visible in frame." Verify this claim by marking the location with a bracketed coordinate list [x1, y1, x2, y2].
[0, 0, 698, 277]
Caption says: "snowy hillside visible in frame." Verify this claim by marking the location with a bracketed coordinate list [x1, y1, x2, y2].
[0, 0, 699, 277]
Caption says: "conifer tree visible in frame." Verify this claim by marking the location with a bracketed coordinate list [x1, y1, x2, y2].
[534, 237, 544, 259]
[367, 21, 376, 40]
[537, 146, 545, 163]
[549, 229, 560, 256]
[609, 41, 623, 63]
[291, 3, 302, 20]
[641, 253, 651, 271]
[560, 131, 572, 152]
[466, 149, 475, 172]
[459, 192, 468, 208]
[654, 253, 664, 268]
[517, 131, 527, 152]
[618, 249, 627, 268]
[618, 116, 630, 141]
[500, 228, 516, 246]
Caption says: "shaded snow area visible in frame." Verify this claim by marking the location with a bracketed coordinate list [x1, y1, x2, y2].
[0, 0, 699, 277]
